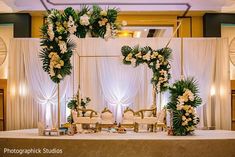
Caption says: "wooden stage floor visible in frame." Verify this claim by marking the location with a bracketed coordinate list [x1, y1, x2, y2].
[0, 129, 235, 157]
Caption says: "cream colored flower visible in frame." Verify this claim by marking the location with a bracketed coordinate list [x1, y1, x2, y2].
[47, 23, 54, 41]
[98, 18, 108, 27]
[182, 116, 187, 121]
[188, 109, 193, 113]
[80, 14, 90, 26]
[57, 74, 62, 79]
[182, 121, 188, 126]
[100, 10, 107, 16]
[151, 54, 156, 59]
[56, 25, 65, 34]
[183, 105, 190, 111]
[49, 68, 55, 77]
[135, 52, 142, 58]
[125, 53, 133, 61]
[131, 58, 136, 67]
[58, 41, 67, 53]
[176, 104, 183, 110]
[159, 69, 166, 75]
[60, 60, 64, 66]
[155, 60, 161, 69]
[67, 16, 77, 34]
[143, 53, 151, 61]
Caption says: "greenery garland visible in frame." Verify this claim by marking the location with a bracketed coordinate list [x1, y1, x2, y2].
[167, 77, 202, 136]
[40, 6, 123, 83]
[121, 45, 172, 93]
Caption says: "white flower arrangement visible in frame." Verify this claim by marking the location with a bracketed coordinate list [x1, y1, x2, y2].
[167, 78, 202, 136]
[47, 23, 54, 41]
[58, 41, 67, 54]
[40, 6, 122, 83]
[121, 46, 172, 93]
[80, 14, 90, 26]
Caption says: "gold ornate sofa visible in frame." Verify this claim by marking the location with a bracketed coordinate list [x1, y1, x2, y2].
[98, 107, 115, 131]
[134, 107, 158, 132]
[120, 107, 135, 128]
[71, 108, 100, 131]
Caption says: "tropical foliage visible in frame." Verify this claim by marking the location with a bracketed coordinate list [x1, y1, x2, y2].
[121, 45, 172, 93]
[167, 77, 202, 136]
[67, 97, 91, 123]
[40, 6, 123, 83]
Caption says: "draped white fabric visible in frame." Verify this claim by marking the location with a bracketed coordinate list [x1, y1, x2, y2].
[183, 38, 231, 130]
[6, 38, 231, 130]
[97, 58, 142, 123]
[183, 39, 216, 128]
[7, 39, 69, 130]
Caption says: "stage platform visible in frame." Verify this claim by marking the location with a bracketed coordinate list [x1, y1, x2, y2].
[0, 129, 235, 157]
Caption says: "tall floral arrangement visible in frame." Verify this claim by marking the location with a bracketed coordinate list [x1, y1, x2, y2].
[167, 77, 202, 136]
[40, 6, 123, 83]
[121, 45, 172, 93]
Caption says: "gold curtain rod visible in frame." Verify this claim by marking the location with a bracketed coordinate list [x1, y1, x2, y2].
[78, 55, 120, 57]
[117, 19, 181, 23]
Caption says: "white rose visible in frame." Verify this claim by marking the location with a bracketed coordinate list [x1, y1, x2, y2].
[80, 14, 90, 26]
[68, 25, 77, 34]
[143, 53, 151, 61]
[59, 41, 67, 53]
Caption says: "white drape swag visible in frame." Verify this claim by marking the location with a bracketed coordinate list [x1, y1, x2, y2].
[6, 38, 231, 130]
[7, 39, 68, 130]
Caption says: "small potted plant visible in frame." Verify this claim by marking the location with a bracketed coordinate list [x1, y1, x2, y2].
[80, 97, 91, 117]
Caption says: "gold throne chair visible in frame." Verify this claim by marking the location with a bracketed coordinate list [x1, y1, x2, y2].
[134, 107, 158, 132]
[71, 108, 100, 132]
[98, 107, 115, 131]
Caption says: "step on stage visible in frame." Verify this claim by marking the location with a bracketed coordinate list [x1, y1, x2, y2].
[0, 129, 235, 157]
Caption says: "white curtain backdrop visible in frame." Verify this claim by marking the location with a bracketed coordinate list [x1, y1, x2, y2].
[97, 58, 142, 123]
[183, 38, 216, 129]
[6, 38, 231, 130]
[7, 39, 69, 130]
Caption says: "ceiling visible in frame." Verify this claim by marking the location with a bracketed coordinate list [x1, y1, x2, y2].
[0, 0, 235, 13]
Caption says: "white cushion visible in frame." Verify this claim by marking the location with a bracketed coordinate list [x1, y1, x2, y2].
[134, 117, 158, 124]
[72, 110, 100, 124]
[101, 112, 114, 124]
[122, 111, 134, 124]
